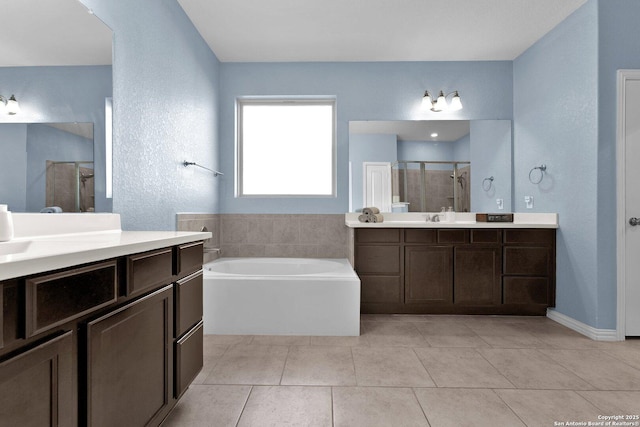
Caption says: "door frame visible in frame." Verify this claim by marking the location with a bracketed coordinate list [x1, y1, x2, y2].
[616, 69, 640, 340]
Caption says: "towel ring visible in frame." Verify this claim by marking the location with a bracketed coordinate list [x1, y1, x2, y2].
[529, 164, 547, 184]
[482, 176, 494, 191]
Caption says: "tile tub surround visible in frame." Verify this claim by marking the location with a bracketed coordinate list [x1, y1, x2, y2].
[162, 315, 640, 426]
[177, 213, 349, 259]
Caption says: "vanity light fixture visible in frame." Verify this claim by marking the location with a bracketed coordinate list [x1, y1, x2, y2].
[0, 94, 20, 115]
[422, 90, 462, 112]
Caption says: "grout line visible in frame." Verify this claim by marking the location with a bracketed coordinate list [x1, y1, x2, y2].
[234, 385, 253, 427]
[410, 387, 433, 427]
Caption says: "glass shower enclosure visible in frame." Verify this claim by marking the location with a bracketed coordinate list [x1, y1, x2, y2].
[392, 161, 470, 212]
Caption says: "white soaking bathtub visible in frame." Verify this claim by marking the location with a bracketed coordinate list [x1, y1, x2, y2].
[202, 258, 361, 336]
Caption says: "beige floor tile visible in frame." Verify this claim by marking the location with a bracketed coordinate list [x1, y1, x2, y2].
[414, 347, 513, 388]
[478, 348, 593, 389]
[603, 347, 640, 370]
[541, 349, 640, 390]
[203, 345, 289, 385]
[250, 335, 311, 346]
[333, 387, 429, 427]
[361, 321, 429, 347]
[280, 346, 356, 386]
[414, 388, 526, 427]
[193, 344, 228, 384]
[577, 390, 640, 414]
[352, 347, 435, 387]
[423, 334, 491, 348]
[203, 334, 254, 346]
[309, 335, 369, 346]
[162, 385, 250, 427]
[237, 386, 331, 427]
[478, 332, 547, 348]
[495, 389, 602, 427]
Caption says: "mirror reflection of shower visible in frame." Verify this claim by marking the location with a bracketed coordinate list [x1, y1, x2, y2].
[46, 161, 95, 212]
[392, 161, 471, 212]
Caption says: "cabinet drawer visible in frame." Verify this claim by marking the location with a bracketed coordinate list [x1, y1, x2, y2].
[127, 248, 173, 297]
[437, 229, 468, 244]
[405, 229, 436, 244]
[26, 261, 118, 338]
[356, 229, 400, 243]
[360, 276, 402, 303]
[176, 242, 204, 276]
[175, 270, 203, 338]
[471, 229, 501, 244]
[503, 247, 550, 276]
[355, 246, 400, 274]
[503, 277, 549, 305]
[504, 229, 555, 244]
[174, 321, 203, 398]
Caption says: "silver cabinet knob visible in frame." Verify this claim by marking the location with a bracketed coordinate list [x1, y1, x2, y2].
[630, 217, 640, 226]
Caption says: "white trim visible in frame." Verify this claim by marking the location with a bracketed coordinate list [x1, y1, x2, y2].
[616, 70, 640, 340]
[547, 309, 620, 341]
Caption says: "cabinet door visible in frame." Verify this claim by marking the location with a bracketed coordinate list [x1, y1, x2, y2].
[85, 285, 173, 427]
[0, 331, 75, 427]
[454, 246, 501, 305]
[405, 246, 453, 304]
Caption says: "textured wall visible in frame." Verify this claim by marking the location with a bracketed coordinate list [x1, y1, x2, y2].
[0, 125, 27, 211]
[596, 0, 640, 330]
[219, 61, 513, 214]
[514, 1, 599, 327]
[82, 0, 221, 230]
[470, 120, 512, 212]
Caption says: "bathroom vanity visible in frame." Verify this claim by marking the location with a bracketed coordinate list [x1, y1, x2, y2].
[0, 214, 210, 426]
[346, 213, 557, 315]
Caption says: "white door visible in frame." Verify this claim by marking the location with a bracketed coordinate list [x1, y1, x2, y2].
[619, 70, 640, 337]
[363, 162, 391, 212]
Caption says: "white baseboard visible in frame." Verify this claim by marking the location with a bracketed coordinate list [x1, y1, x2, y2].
[547, 309, 620, 341]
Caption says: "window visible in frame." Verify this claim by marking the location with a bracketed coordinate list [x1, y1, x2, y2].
[237, 98, 336, 197]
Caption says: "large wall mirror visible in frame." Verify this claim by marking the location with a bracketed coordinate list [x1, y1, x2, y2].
[0, 0, 113, 213]
[349, 120, 512, 213]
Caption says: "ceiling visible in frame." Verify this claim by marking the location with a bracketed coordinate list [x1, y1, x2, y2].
[1, 0, 588, 67]
[350, 120, 470, 142]
[0, 0, 112, 67]
[178, 0, 588, 62]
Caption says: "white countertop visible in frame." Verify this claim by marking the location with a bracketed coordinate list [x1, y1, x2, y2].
[345, 212, 558, 229]
[0, 213, 211, 281]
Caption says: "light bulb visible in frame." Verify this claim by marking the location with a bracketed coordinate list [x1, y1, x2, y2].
[6, 95, 20, 115]
[421, 91, 433, 109]
[449, 91, 463, 111]
[433, 91, 447, 111]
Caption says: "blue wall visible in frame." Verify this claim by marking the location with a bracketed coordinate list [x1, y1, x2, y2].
[0, 66, 112, 212]
[470, 120, 512, 212]
[513, 1, 600, 326]
[219, 61, 513, 213]
[82, 0, 221, 230]
[596, 0, 640, 329]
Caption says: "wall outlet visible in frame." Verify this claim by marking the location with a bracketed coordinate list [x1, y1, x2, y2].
[524, 196, 534, 209]
[496, 198, 504, 210]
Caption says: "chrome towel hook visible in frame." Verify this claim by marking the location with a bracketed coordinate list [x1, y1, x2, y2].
[482, 176, 494, 191]
[529, 164, 547, 184]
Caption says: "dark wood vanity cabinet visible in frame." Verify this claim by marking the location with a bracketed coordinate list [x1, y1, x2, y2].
[355, 228, 554, 315]
[0, 241, 205, 427]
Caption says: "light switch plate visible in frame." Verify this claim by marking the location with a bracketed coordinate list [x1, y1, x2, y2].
[525, 196, 534, 209]
[496, 198, 504, 210]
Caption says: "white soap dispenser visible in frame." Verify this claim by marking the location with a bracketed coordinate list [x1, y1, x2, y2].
[445, 206, 455, 223]
[0, 204, 14, 242]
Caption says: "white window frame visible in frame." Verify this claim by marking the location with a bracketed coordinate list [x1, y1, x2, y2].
[236, 97, 337, 198]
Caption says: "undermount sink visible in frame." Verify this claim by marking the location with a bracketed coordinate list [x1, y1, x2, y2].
[0, 240, 32, 256]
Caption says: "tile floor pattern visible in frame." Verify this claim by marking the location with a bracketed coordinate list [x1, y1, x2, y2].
[162, 315, 640, 427]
